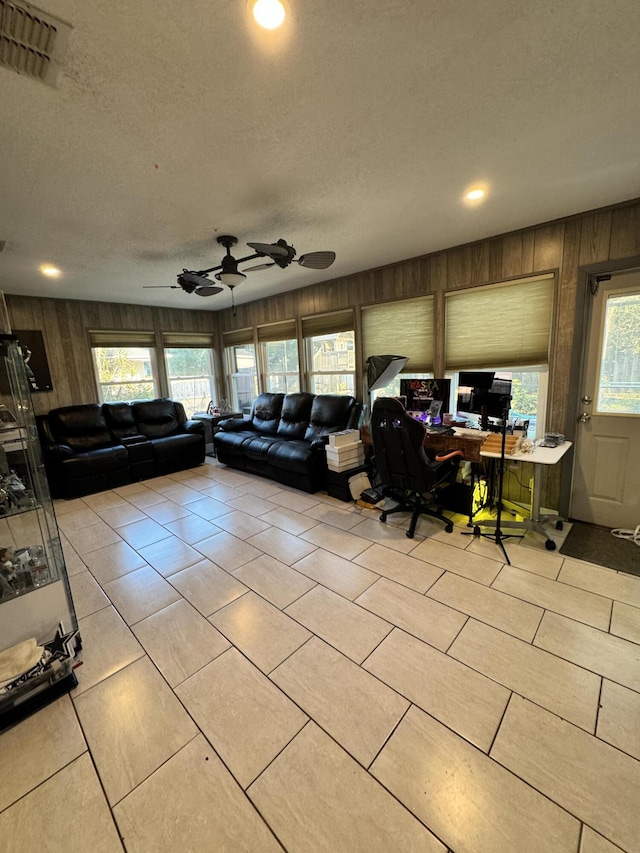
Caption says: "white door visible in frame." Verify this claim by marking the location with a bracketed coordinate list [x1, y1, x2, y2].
[570, 270, 640, 528]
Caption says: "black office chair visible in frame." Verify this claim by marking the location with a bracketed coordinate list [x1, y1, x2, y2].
[370, 397, 463, 539]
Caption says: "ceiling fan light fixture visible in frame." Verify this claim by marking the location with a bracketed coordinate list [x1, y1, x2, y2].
[217, 271, 247, 286]
[253, 0, 285, 29]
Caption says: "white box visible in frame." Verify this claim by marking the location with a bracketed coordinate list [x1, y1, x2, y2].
[328, 430, 360, 447]
[325, 441, 363, 460]
[327, 458, 365, 472]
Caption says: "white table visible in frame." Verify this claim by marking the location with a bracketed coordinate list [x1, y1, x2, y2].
[477, 441, 573, 550]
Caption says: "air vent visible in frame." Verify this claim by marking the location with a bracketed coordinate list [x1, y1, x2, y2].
[0, 1, 71, 87]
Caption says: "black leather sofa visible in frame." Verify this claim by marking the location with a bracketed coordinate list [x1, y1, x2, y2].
[37, 399, 205, 499]
[214, 392, 361, 492]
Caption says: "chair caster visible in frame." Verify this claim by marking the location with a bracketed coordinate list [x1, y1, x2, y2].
[380, 513, 387, 524]
[445, 523, 453, 533]
[555, 520, 564, 531]
[405, 530, 415, 539]
[545, 539, 556, 551]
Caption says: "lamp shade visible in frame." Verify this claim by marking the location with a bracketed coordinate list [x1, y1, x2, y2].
[217, 271, 246, 286]
[367, 355, 409, 391]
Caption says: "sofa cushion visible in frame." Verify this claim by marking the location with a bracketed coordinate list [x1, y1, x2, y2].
[304, 395, 356, 442]
[251, 393, 284, 435]
[214, 430, 256, 453]
[267, 439, 319, 475]
[243, 435, 283, 459]
[48, 405, 116, 453]
[149, 432, 203, 461]
[133, 399, 180, 438]
[61, 445, 129, 476]
[103, 402, 138, 438]
[277, 393, 314, 440]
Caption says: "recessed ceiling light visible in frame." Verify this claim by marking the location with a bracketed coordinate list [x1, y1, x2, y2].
[253, 0, 285, 29]
[465, 188, 486, 201]
[40, 264, 61, 278]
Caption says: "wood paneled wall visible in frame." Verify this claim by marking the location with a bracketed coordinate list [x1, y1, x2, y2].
[4, 296, 218, 416]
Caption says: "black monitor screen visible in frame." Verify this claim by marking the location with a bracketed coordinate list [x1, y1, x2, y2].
[457, 372, 512, 419]
[400, 378, 451, 413]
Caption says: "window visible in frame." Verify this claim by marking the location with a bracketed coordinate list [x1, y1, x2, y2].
[302, 310, 356, 396]
[257, 320, 300, 394]
[223, 329, 258, 414]
[90, 330, 158, 402]
[164, 348, 215, 417]
[370, 373, 433, 403]
[597, 290, 640, 414]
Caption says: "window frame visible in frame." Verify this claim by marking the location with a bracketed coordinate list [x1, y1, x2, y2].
[225, 342, 258, 414]
[91, 345, 159, 404]
[163, 346, 217, 417]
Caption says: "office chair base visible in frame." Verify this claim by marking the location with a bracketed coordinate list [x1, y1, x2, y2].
[379, 494, 453, 539]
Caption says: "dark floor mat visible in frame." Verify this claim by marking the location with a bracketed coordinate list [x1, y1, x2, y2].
[560, 522, 640, 577]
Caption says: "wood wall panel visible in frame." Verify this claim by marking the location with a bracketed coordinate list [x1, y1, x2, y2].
[579, 211, 612, 265]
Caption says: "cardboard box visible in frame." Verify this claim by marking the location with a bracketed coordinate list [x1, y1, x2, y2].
[328, 430, 360, 447]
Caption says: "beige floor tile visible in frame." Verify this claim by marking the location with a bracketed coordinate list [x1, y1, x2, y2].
[410, 538, 503, 585]
[214, 469, 254, 488]
[348, 517, 424, 554]
[57, 506, 102, 533]
[65, 521, 122, 556]
[154, 483, 203, 506]
[534, 611, 640, 691]
[509, 542, 564, 578]
[292, 548, 379, 599]
[116, 517, 172, 550]
[170, 558, 248, 616]
[493, 565, 612, 630]
[212, 508, 271, 539]
[463, 533, 512, 560]
[73, 606, 145, 696]
[199, 482, 246, 503]
[81, 540, 148, 585]
[137, 535, 203, 577]
[232, 553, 317, 609]
[227, 492, 278, 516]
[271, 637, 409, 766]
[113, 735, 280, 852]
[53, 496, 88, 514]
[103, 565, 180, 625]
[365, 628, 509, 751]
[357, 577, 467, 650]
[610, 601, 640, 644]
[371, 705, 580, 853]
[248, 721, 445, 853]
[286, 585, 392, 663]
[176, 473, 215, 492]
[304, 501, 364, 530]
[82, 491, 128, 511]
[428, 571, 543, 642]
[96, 503, 147, 528]
[132, 599, 230, 686]
[559, 559, 640, 608]
[238, 478, 284, 498]
[353, 542, 444, 593]
[300, 522, 372, 560]
[62, 542, 88, 576]
[113, 482, 149, 497]
[164, 513, 221, 544]
[74, 656, 197, 805]
[69, 570, 111, 618]
[247, 526, 318, 565]
[0, 753, 123, 853]
[491, 695, 640, 853]
[183, 495, 231, 520]
[269, 489, 322, 513]
[0, 696, 86, 812]
[140, 499, 190, 524]
[121, 488, 166, 509]
[176, 648, 307, 788]
[210, 591, 311, 673]
[260, 505, 320, 535]
[449, 619, 601, 731]
[596, 679, 640, 761]
[195, 530, 263, 570]
[580, 826, 626, 853]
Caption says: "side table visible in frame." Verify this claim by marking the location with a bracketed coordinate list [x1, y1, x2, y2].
[192, 412, 243, 457]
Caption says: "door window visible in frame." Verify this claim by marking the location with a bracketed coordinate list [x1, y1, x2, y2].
[596, 291, 640, 414]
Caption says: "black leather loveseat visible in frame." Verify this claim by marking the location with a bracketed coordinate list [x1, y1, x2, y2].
[37, 398, 205, 499]
[213, 392, 360, 492]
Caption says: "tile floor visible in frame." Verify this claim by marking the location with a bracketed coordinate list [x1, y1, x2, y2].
[1, 458, 640, 852]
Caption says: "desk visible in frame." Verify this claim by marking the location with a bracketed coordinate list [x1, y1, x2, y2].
[424, 430, 486, 463]
[477, 441, 572, 549]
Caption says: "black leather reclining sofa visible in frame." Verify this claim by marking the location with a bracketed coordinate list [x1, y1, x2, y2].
[37, 398, 205, 499]
[213, 392, 361, 493]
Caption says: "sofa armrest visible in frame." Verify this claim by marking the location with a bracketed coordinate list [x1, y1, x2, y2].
[219, 418, 254, 433]
[183, 420, 205, 435]
[309, 436, 330, 451]
[44, 442, 74, 460]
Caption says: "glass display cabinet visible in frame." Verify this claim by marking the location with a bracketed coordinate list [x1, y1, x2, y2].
[0, 334, 80, 731]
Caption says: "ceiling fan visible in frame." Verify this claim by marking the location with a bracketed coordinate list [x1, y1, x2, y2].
[143, 235, 336, 299]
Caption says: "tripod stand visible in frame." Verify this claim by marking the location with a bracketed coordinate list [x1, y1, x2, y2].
[465, 396, 524, 565]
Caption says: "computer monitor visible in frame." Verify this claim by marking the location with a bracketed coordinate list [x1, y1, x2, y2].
[400, 378, 451, 413]
[456, 371, 512, 425]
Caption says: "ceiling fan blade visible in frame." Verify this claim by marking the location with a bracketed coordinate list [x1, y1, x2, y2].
[195, 284, 224, 296]
[244, 262, 275, 272]
[143, 285, 180, 289]
[297, 251, 336, 270]
[247, 241, 290, 258]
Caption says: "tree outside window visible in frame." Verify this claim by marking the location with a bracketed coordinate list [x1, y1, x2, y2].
[93, 347, 157, 402]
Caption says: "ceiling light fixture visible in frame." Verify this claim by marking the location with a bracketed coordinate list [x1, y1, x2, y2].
[253, 0, 285, 29]
[463, 186, 488, 205]
[39, 264, 61, 277]
[466, 189, 485, 200]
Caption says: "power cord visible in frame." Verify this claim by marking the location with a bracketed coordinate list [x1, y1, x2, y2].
[611, 525, 640, 547]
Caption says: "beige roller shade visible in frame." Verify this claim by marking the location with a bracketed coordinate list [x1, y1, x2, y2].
[222, 327, 254, 347]
[162, 332, 215, 348]
[301, 309, 354, 338]
[362, 296, 434, 372]
[257, 320, 297, 342]
[445, 274, 555, 370]
[89, 329, 156, 348]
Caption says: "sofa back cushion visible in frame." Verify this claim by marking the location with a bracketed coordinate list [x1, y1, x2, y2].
[277, 393, 314, 439]
[304, 395, 357, 441]
[103, 402, 138, 438]
[133, 399, 180, 438]
[250, 393, 284, 435]
[48, 404, 115, 453]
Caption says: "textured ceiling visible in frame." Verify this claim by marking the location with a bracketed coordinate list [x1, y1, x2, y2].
[1, 0, 639, 312]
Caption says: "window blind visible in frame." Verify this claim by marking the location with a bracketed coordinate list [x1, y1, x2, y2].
[222, 328, 254, 348]
[362, 296, 434, 373]
[89, 330, 156, 348]
[445, 274, 555, 370]
[257, 320, 297, 342]
[301, 309, 354, 338]
[162, 332, 215, 348]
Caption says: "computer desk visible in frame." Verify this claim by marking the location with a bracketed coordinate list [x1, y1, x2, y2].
[477, 441, 572, 550]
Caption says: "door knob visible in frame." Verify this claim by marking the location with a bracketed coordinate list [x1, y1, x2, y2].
[578, 412, 591, 423]
[581, 395, 593, 404]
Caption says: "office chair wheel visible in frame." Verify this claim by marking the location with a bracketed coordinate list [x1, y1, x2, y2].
[405, 529, 415, 539]
[555, 520, 564, 531]
[545, 539, 556, 551]
[445, 523, 453, 533]
[380, 513, 387, 523]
